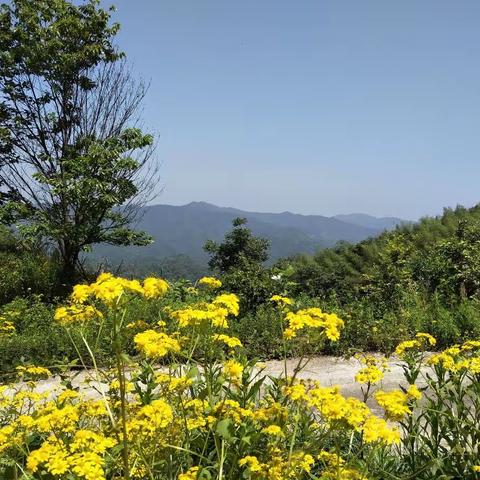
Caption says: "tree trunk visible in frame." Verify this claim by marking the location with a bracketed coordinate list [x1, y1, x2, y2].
[59, 239, 80, 293]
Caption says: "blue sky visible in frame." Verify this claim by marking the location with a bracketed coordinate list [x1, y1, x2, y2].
[110, 1, 480, 219]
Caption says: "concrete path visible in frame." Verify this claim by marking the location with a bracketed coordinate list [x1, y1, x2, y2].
[14, 356, 425, 416]
[264, 356, 411, 394]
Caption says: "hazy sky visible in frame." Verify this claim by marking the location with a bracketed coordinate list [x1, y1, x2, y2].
[110, 1, 480, 219]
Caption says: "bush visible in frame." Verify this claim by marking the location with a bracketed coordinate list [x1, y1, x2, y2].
[0, 296, 112, 373]
[233, 304, 284, 358]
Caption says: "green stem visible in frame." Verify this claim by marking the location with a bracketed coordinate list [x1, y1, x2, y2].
[112, 303, 130, 480]
[218, 439, 225, 480]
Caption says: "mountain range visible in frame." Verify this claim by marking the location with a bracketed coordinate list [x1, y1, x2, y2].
[91, 202, 406, 278]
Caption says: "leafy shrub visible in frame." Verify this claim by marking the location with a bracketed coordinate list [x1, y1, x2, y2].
[0, 296, 112, 373]
[233, 304, 284, 358]
[0, 227, 61, 305]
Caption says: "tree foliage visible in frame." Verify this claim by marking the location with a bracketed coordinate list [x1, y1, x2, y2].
[0, 0, 156, 283]
[284, 204, 480, 307]
[204, 217, 275, 310]
[204, 217, 270, 274]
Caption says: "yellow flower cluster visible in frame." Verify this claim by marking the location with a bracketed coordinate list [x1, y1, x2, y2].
[354, 354, 389, 385]
[171, 293, 239, 329]
[318, 450, 367, 479]
[283, 307, 344, 341]
[0, 316, 15, 337]
[155, 373, 193, 394]
[375, 385, 421, 421]
[213, 293, 240, 316]
[428, 340, 480, 374]
[6, 276, 462, 479]
[54, 304, 103, 325]
[270, 295, 293, 306]
[284, 381, 400, 445]
[395, 332, 436, 357]
[126, 399, 173, 438]
[134, 330, 181, 358]
[15, 365, 52, 379]
[55, 274, 169, 325]
[27, 430, 116, 480]
[239, 449, 314, 479]
[261, 424, 284, 437]
[198, 276, 222, 289]
[213, 333, 243, 348]
[178, 466, 200, 480]
[71, 273, 169, 305]
[223, 359, 244, 383]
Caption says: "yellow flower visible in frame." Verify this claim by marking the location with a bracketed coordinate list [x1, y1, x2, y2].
[355, 365, 384, 385]
[212, 333, 243, 348]
[172, 296, 239, 329]
[54, 305, 103, 325]
[406, 384, 422, 400]
[395, 332, 436, 357]
[283, 308, 344, 341]
[213, 293, 240, 316]
[70, 284, 92, 304]
[213, 399, 254, 423]
[223, 359, 244, 383]
[239, 455, 263, 472]
[156, 373, 193, 392]
[178, 466, 200, 480]
[83, 274, 149, 304]
[143, 277, 169, 298]
[0, 319, 16, 336]
[375, 390, 412, 421]
[318, 451, 368, 479]
[362, 416, 400, 444]
[16, 365, 52, 379]
[415, 332, 436, 346]
[35, 403, 79, 434]
[284, 383, 308, 401]
[57, 389, 80, 403]
[134, 330, 181, 358]
[262, 424, 284, 437]
[27, 431, 116, 480]
[270, 295, 293, 306]
[198, 276, 222, 289]
[27, 437, 70, 475]
[127, 399, 173, 438]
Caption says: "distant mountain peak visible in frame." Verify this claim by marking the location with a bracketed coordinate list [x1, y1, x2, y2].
[184, 201, 218, 208]
[94, 202, 406, 274]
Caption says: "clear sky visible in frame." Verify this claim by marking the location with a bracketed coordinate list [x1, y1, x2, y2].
[110, 0, 480, 219]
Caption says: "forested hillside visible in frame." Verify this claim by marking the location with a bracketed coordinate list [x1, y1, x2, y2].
[285, 204, 480, 303]
[270, 204, 480, 351]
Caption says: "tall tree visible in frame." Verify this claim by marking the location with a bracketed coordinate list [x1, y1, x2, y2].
[0, 0, 157, 283]
[204, 217, 270, 274]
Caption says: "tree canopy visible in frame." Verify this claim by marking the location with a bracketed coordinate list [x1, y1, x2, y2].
[0, 0, 157, 283]
[204, 217, 270, 274]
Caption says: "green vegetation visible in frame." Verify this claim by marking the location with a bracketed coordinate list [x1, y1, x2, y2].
[3, 274, 480, 479]
[4, 205, 480, 368]
[278, 204, 480, 351]
[0, 226, 60, 305]
[0, 0, 156, 285]
[0, 1, 478, 477]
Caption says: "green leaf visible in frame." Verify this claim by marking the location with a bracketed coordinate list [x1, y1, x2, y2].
[215, 418, 233, 440]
